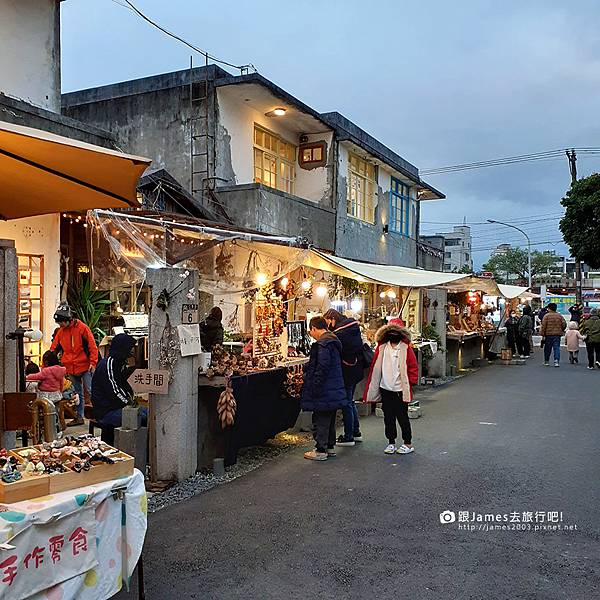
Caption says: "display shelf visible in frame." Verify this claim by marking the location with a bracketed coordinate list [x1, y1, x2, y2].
[17, 254, 44, 365]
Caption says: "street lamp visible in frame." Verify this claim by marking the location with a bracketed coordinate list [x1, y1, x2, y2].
[487, 219, 532, 289]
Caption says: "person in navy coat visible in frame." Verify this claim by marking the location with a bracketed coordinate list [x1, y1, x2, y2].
[301, 317, 348, 461]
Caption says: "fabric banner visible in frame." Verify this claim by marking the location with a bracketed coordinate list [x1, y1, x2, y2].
[0, 506, 97, 600]
[0, 470, 147, 600]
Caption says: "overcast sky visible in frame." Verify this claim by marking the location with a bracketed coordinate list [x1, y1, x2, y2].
[62, 0, 600, 267]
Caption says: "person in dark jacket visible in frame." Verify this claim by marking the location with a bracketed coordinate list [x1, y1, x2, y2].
[200, 307, 224, 351]
[91, 333, 145, 427]
[505, 310, 519, 356]
[517, 305, 534, 358]
[569, 303, 583, 323]
[323, 308, 365, 446]
[301, 317, 348, 461]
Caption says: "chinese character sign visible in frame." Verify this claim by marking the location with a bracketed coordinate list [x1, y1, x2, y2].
[177, 324, 201, 356]
[0, 507, 97, 600]
[128, 369, 170, 395]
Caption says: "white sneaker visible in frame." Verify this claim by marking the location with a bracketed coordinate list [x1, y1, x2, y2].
[304, 450, 327, 461]
[397, 444, 415, 454]
[554, 361, 560, 367]
[384, 444, 397, 454]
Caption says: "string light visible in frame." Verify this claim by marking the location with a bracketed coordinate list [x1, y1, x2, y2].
[301, 280, 312, 291]
[255, 273, 268, 286]
[316, 285, 327, 298]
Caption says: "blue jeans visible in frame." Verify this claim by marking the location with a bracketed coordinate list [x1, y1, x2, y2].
[100, 407, 148, 428]
[544, 336, 561, 363]
[69, 371, 93, 419]
[341, 385, 360, 440]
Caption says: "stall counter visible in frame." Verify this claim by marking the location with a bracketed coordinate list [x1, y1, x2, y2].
[197, 367, 301, 468]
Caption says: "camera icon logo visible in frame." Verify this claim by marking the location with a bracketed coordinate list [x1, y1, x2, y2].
[439, 510, 456, 524]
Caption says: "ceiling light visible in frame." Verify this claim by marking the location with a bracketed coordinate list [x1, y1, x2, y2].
[265, 108, 286, 117]
[256, 273, 268, 287]
[316, 285, 327, 298]
[387, 290, 397, 299]
[301, 280, 312, 291]
[350, 299, 363, 313]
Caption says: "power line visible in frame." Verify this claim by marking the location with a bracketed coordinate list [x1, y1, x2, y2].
[420, 214, 564, 226]
[115, 0, 255, 73]
[471, 239, 564, 252]
[421, 148, 600, 176]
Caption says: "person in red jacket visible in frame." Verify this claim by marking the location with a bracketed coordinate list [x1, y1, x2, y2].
[363, 319, 418, 455]
[50, 302, 98, 426]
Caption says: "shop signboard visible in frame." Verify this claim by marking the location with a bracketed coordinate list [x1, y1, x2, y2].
[546, 294, 576, 317]
[128, 369, 170, 394]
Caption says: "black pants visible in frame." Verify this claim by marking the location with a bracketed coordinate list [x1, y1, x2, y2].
[520, 335, 531, 356]
[507, 336, 517, 356]
[586, 342, 600, 368]
[312, 411, 336, 452]
[380, 388, 412, 445]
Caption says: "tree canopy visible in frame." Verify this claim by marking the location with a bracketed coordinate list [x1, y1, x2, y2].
[482, 248, 557, 284]
[560, 173, 600, 267]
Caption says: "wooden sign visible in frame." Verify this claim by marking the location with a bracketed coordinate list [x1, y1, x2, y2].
[181, 303, 199, 324]
[128, 369, 170, 394]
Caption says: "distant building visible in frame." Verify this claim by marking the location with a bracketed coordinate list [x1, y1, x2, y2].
[434, 225, 472, 272]
[492, 243, 512, 257]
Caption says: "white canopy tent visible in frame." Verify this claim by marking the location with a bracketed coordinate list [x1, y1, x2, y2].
[305, 250, 529, 299]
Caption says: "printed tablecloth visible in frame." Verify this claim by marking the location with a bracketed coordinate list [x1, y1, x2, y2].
[0, 469, 147, 600]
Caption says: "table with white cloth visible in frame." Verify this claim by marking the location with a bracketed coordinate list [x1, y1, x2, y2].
[0, 469, 147, 600]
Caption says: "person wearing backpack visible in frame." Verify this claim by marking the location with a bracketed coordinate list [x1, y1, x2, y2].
[579, 308, 600, 369]
[323, 309, 365, 446]
[50, 302, 98, 426]
[517, 305, 534, 358]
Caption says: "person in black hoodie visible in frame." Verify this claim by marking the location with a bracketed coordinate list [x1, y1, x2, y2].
[323, 309, 365, 446]
[91, 333, 144, 427]
[200, 307, 224, 351]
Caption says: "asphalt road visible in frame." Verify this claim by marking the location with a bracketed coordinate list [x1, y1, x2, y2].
[118, 352, 600, 600]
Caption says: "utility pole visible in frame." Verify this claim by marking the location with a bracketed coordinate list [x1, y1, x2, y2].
[566, 149, 582, 303]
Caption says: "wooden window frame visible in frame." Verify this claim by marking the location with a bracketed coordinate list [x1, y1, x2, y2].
[347, 153, 376, 223]
[253, 125, 297, 195]
[298, 141, 327, 169]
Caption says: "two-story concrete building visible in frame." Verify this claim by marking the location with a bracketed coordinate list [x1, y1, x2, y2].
[63, 65, 444, 268]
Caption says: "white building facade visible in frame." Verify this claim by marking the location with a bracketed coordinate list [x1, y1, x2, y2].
[438, 225, 473, 272]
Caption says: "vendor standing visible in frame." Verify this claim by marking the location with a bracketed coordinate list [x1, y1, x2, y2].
[200, 307, 224, 351]
[50, 302, 98, 426]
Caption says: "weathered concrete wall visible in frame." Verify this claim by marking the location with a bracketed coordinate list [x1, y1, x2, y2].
[419, 235, 445, 271]
[335, 143, 417, 267]
[1, 94, 116, 147]
[215, 183, 335, 250]
[0, 240, 18, 448]
[147, 267, 199, 482]
[0, 0, 61, 112]
[64, 86, 192, 186]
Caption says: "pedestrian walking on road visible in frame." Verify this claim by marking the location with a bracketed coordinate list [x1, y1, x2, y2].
[363, 322, 418, 455]
[505, 310, 519, 357]
[517, 305, 534, 358]
[569, 303, 583, 323]
[540, 303, 567, 367]
[579, 308, 600, 369]
[323, 308, 365, 447]
[565, 321, 584, 364]
[301, 317, 348, 461]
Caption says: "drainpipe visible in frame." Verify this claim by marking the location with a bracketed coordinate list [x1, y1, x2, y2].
[415, 197, 421, 268]
[332, 137, 339, 254]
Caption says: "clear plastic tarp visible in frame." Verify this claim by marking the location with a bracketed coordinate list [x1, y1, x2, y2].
[87, 210, 310, 294]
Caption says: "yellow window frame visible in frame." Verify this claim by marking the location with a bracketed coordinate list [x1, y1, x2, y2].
[253, 125, 297, 195]
[347, 152, 376, 223]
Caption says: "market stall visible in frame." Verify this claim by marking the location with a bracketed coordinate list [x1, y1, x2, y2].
[0, 435, 145, 600]
[87, 210, 529, 476]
